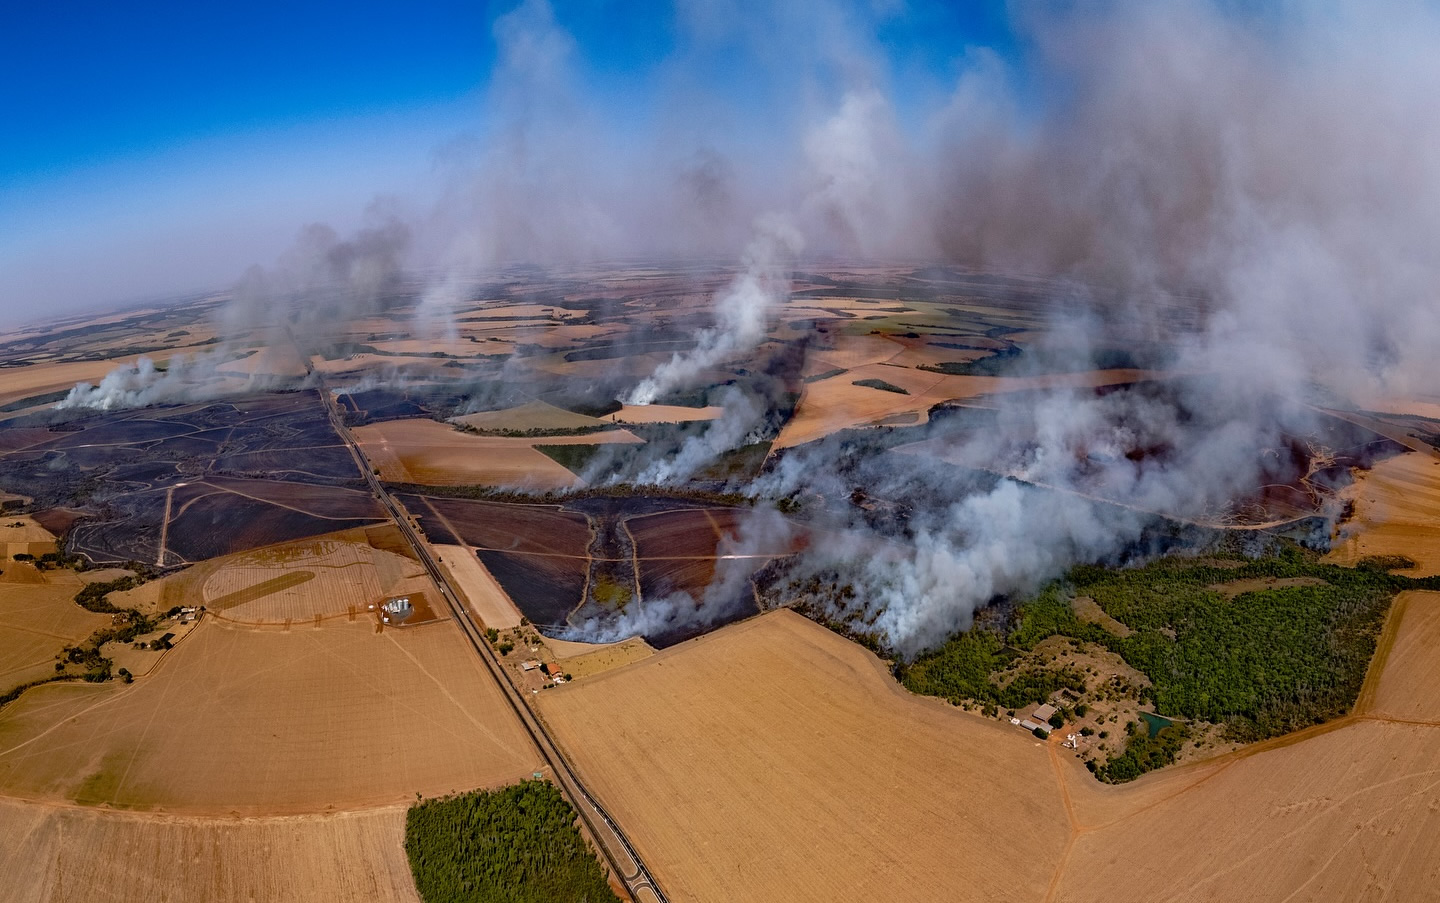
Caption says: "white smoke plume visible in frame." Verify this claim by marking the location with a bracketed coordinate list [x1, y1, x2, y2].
[625, 216, 802, 405]
[631, 386, 766, 485]
[562, 505, 796, 644]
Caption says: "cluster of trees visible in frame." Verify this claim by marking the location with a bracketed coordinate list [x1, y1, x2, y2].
[1092, 720, 1190, 783]
[73, 575, 143, 613]
[905, 542, 1440, 781]
[851, 378, 909, 395]
[61, 609, 159, 682]
[404, 780, 619, 903]
[1056, 547, 1434, 740]
[454, 423, 622, 439]
[900, 626, 1087, 711]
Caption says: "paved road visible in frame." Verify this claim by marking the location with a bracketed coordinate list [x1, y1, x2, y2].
[316, 382, 670, 903]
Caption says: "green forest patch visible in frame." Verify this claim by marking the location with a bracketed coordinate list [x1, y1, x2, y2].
[405, 780, 620, 903]
[904, 544, 1440, 783]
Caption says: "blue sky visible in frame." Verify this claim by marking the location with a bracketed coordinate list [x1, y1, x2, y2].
[0, 0, 1017, 313]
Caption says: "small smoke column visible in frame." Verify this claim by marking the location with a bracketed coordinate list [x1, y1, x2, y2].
[55, 211, 410, 411]
[57, 357, 204, 411]
[625, 215, 802, 405]
[562, 506, 795, 644]
[631, 387, 766, 485]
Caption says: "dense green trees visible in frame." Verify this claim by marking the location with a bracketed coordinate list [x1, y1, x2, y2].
[1094, 721, 1189, 783]
[905, 542, 1440, 781]
[901, 625, 1086, 709]
[405, 780, 620, 903]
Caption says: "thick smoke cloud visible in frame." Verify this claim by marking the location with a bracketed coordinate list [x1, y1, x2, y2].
[52, 0, 1440, 655]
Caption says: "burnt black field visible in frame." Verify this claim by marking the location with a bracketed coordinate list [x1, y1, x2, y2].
[398, 489, 785, 645]
[0, 390, 385, 565]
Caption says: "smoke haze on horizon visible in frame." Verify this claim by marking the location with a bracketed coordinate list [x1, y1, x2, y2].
[32, 0, 1440, 653]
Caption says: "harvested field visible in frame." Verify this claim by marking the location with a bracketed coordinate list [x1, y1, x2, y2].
[0, 577, 110, 692]
[776, 367, 1152, 448]
[0, 516, 56, 560]
[201, 538, 430, 625]
[1357, 590, 1440, 722]
[355, 418, 642, 488]
[450, 400, 604, 432]
[804, 333, 903, 370]
[605, 403, 724, 424]
[0, 618, 539, 814]
[547, 635, 654, 680]
[433, 544, 523, 630]
[0, 797, 420, 903]
[1330, 451, 1440, 575]
[0, 359, 141, 409]
[1056, 702, 1440, 901]
[540, 590, 1440, 903]
[538, 610, 1070, 903]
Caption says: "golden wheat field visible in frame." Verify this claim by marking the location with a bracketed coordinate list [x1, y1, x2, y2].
[0, 616, 539, 815]
[353, 417, 642, 488]
[538, 609, 1071, 903]
[0, 797, 420, 903]
[540, 583, 1440, 903]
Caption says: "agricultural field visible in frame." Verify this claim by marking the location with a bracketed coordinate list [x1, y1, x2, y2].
[354, 417, 642, 489]
[540, 590, 1440, 903]
[0, 614, 539, 814]
[0, 797, 421, 903]
[1329, 449, 1440, 575]
[0, 569, 111, 696]
[0, 389, 387, 566]
[538, 610, 1071, 903]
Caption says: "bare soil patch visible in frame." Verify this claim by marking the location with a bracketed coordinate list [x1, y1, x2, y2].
[1358, 590, 1440, 722]
[547, 635, 654, 680]
[434, 544, 523, 630]
[1207, 575, 1329, 598]
[450, 400, 604, 432]
[1070, 596, 1132, 637]
[604, 404, 723, 424]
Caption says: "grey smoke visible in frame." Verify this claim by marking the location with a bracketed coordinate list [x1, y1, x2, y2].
[57, 208, 411, 411]
[49, 0, 1440, 658]
[561, 505, 796, 644]
[626, 216, 802, 405]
